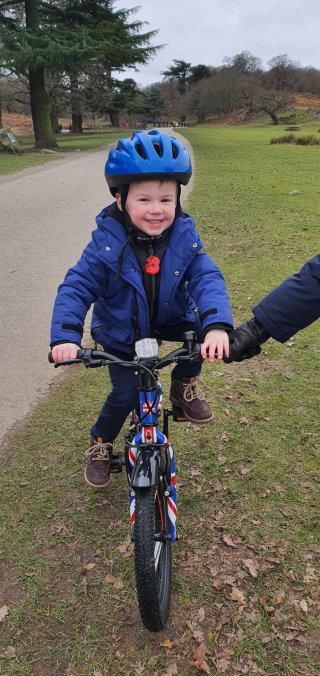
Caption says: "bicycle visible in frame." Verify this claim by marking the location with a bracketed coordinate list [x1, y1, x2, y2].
[50, 330, 201, 632]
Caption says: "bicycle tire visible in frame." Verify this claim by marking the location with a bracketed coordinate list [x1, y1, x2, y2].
[134, 484, 172, 631]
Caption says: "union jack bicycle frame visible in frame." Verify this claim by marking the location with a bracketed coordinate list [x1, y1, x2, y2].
[126, 385, 177, 543]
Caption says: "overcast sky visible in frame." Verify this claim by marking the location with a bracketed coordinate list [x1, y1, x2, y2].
[114, 0, 320, 87]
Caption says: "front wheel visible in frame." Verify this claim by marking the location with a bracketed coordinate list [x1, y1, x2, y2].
[134, 484, 172, 631]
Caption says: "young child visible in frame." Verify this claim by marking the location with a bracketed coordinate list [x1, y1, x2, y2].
[50, 129, 233, 488]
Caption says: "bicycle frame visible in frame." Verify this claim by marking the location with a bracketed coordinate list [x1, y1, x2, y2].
[126, 383, 177, 543]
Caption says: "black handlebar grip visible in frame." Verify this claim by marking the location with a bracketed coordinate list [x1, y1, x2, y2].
[48, 351, 54, 363]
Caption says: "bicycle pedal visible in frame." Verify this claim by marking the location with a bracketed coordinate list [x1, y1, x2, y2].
[172, 406, 188, 422]
[110, 454, 124, 473]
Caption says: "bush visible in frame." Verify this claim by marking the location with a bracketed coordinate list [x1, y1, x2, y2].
[270, 134, 295, 144]
[271, 134, 320, 145]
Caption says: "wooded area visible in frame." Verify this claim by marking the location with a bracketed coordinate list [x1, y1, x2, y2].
[1, 1, 320, 148]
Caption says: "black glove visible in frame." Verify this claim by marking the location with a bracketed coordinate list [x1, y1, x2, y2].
[225, 317, 270, 363]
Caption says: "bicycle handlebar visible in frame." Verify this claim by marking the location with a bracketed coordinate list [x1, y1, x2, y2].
[48, 332, 201, 375]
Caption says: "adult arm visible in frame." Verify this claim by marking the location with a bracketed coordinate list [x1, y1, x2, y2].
[227, 254, 320, 362]
[253, 253, 320, 342]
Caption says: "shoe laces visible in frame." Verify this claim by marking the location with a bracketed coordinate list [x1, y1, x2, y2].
[85, 441, 112, 462]
[183, 378, 205, 402]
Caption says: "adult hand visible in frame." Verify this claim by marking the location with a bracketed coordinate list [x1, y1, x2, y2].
[225, 318, 269, 363]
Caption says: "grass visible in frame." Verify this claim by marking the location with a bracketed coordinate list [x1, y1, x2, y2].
[0, 129, 126, 176]
[1, 123, 319, 675]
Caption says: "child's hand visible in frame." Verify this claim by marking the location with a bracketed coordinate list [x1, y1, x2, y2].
[51, 343, 79, 362]
[201, 330, 229, 362]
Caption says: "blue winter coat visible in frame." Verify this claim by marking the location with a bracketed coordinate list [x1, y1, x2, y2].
[50, 205, 233, 353]
[253, 254, 320, 342]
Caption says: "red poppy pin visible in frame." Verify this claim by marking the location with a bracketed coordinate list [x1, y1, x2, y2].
[145, 255, 160, 274]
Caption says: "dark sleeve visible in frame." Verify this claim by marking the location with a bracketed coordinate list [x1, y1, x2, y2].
[253, 254, 320, 342]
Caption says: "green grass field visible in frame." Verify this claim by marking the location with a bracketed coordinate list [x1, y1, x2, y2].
[0, 130, 125, 175]
[0, 123, 319, 675]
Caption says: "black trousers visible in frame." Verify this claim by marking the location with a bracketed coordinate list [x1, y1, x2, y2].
[91, 320, 204, 441]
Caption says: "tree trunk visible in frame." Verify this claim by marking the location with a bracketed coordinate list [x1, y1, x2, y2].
[50, 110, 60, 134]
[25, 0, 58, 148]
[70, 74, 83, 133]
[0, 88, 3, 129]
[109, 111, 120, 127]
[28, 66, 59, 147]
[264, 108, 279, 124]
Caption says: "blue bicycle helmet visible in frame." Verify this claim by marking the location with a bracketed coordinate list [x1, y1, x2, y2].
[105, 129, 192, 195]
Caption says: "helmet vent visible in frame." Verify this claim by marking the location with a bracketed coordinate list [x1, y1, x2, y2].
[135, 142, 147, 159]
[152, 142, 163, 157]
[171, 142, 179, 159]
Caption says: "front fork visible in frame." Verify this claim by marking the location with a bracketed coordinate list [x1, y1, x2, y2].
[126, 425, 177, 543]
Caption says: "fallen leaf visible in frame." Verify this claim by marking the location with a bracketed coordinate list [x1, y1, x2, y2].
[193, 660, 211, 674]
[242, 558, 259, 578]
[239, 417, 253, 425]
[260, 489, 271, 498]
[286, 569, 297, 581]
[104, 574, 124, 590]
[193, 629, 205, 642]
[162, 666, 179, 676]
[300, 599, 308, 612]
[196, 606, 206, 623]
[273, 593, 285, 606]
[230, 587, 246, 605]
[193, 642, 209, 662]
[160, 639, 174, 649]
[222, 534, 237, 548]
[209, 566, 219, 577]
[83, 562, 96, 571]
[217, 455, 227, 464]
[239, 467, 251, 475]
[259, 596, 274, 613]
[215, 658, 230, 673]
[0, 606, 9, 621]
[2, 646, 15, 657]
[118, 538, 132, 558]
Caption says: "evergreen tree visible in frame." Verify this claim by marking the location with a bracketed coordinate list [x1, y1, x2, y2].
[0, 0, 159, 146]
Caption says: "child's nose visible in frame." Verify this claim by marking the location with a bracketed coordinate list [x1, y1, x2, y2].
[149, 202, 162, 213]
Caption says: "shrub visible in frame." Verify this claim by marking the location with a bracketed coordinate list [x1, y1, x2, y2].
[270, 134, 295, 144]
[271, 134, 320, 146]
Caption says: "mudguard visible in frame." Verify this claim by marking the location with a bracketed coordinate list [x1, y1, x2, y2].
[130, 446, 159, 488]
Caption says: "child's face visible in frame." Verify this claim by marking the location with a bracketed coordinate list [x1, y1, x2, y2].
[116, 180, 177, 236]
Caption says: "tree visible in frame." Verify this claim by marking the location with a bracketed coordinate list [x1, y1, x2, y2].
[240, 77, 293, 124]
[223, 50, 262, 75]
[188, 64, 213, 85]
[266, 54, 299, 91]
[162, 59, 191, 94]
[141, 83, 166, 124]
[0, 0, 159, 146]
[0, 0, 58, 147]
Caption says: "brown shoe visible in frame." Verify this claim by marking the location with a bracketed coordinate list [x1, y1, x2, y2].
[84, 438, 113, 488]
[169, 377, 213, 424]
